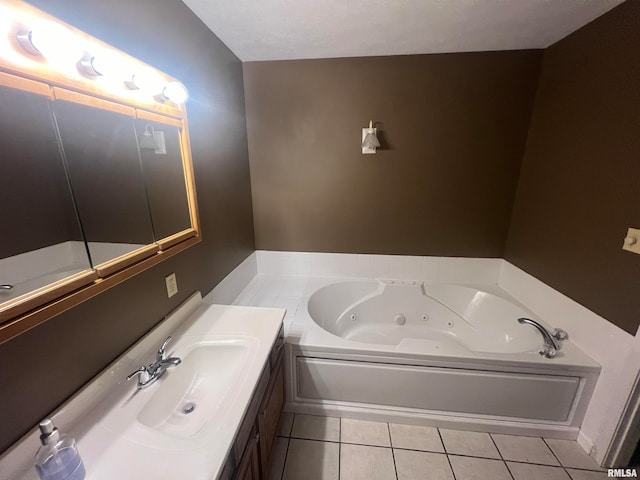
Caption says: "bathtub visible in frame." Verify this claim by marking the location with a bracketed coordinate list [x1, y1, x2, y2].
[286, 279, 601, 439]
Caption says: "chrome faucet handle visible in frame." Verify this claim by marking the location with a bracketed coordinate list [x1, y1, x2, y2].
[156, 336, 173, 362]
[127, 366, 151, 387]
[552, 328, 568, 341]
[0, 285, 13, 290]
[539, 344, 557, 359]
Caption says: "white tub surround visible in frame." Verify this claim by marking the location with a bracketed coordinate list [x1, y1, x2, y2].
[0, 292, 285, 480]
[203, 252, 258, 305]
[286, 279, 598, 439]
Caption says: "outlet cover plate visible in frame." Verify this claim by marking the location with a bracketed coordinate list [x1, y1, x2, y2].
[165, 273, 178, 298]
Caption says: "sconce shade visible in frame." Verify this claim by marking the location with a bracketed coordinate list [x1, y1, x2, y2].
[138, 125, 159, 150]
[362, 131, 380, 149]
[362, 120, 380, 154]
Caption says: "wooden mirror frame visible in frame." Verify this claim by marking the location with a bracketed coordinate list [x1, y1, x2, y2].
[0, 1, 201, 343]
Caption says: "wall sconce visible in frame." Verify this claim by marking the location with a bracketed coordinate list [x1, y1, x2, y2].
[362, 120, 380, 154]
[161, 82, 189, 104]
[138, 125, 166, 154]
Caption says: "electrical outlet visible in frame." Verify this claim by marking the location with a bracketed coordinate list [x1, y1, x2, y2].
[165, 273, 178, 298]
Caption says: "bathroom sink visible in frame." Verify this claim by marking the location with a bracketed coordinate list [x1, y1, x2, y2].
[135, 339, 252, 438]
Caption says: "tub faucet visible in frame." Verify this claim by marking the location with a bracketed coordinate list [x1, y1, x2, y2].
[517, 318, 567, 359]
[127, 336, 182, 389]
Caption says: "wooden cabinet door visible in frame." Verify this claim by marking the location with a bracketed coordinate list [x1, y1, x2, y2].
[235, 429, 261, 480]
[258, 358, 285, 474]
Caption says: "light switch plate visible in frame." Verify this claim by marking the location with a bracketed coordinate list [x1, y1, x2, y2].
[622, 227, 640, 254]
[165, 273, 178, 298]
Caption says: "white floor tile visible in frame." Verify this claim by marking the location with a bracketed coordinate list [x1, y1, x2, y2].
[448, 456, 511, 480]
[283, 439, 339, 480]
[341, 418, 391, 447]
[389, 424, 444, 453]
[340, 444, 396, 480]
[394, 449, 454, 480]
[278, 412, 294, 437]
[507, 461, 571, 480]
[545, 439, 604, 471]
[492, 434, 559, 465]
[440, 429, 501, 459]
[291, 414, 340, 442]
[566, 468, 609, 480]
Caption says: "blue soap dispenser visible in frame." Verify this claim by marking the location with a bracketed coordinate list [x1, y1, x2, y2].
[34, 419, 86, 480]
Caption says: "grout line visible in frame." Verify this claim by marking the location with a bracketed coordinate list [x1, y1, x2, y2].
[390, 446, 399, 480]
[503, 461, 517, 480]
[437, 428, 448, 454]
[279, 436, 290, 480]
[488, 433, 514, 480]
[337, 415, 342, 479]
[388, 423, 399, 480]
[289, 436, 341, 444]
[542, 438, 566, 468]
[439, 429, 458, 480]
[338, 442, 341, 480]
[488, 433, 505, 460]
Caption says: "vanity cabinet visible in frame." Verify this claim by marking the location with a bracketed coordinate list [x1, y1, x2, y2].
[235, 429, 261, 480]
[220, 325, 285, 480]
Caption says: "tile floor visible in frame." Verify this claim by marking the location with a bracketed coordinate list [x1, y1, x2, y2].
[268, 414, 608, 480]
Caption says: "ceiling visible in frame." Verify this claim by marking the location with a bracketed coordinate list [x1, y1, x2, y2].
[181, 0, 625, 62]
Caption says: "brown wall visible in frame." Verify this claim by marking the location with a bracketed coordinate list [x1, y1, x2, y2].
[244, 51, 542, 257]
[0, 0, 254, 453]
[505, 0, 640, 335]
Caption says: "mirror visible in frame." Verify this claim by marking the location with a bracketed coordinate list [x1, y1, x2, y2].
[0, 2, 201, 339]
[0, 85, 92, 302]
[53, 100, 156, 265]
[134, 119, 191, 240]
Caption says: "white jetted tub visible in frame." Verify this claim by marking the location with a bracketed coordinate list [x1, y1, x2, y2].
[286, 279, 601, 438]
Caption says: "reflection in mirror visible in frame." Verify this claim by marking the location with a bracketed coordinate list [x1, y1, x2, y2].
[52, 101, 156, 266]
[134, 119, 191, 240]
[0, 85, 91, 302]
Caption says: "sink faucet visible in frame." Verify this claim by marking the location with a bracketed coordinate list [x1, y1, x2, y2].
[517, 317, 568, 358]
[127, 336, 182, 389]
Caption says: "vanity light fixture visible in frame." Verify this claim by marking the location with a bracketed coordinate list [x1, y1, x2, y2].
[161, 81, 189, 104]
[362, 120, 381, 154]
[77, 54, 102, 77]
[126, 70, 165, 94]
[16, 21, 83, 65]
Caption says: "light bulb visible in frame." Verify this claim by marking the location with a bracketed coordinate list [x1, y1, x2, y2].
[79, 49, 128, 78]
[17, 21, 83, 65]
[162, 82, 189, 104]
[127, 69, 165, 94]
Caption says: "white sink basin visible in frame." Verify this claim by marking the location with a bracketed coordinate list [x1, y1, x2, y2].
[137, 339, 250, 437]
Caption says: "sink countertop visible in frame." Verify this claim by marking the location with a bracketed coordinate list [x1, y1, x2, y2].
[0, 292, 285, 480]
